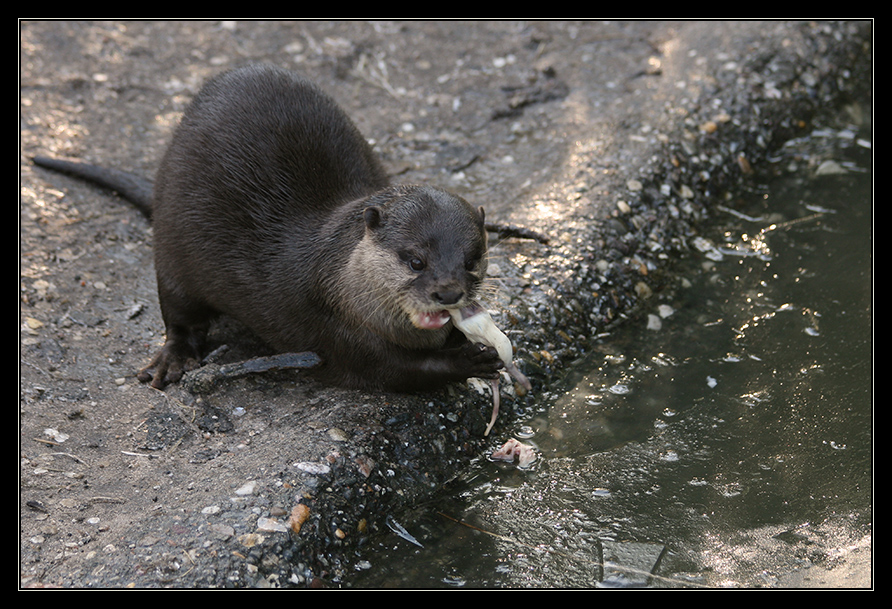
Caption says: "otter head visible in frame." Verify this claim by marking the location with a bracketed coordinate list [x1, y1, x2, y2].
[351, 185, 488, 345]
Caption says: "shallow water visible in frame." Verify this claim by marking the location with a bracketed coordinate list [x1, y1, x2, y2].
[351, 125, 872, 588]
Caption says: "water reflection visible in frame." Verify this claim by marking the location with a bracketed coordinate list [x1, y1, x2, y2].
[352, 128, 871, 588]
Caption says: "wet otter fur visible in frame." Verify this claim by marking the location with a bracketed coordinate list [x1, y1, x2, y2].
[33, 64, 503, 391]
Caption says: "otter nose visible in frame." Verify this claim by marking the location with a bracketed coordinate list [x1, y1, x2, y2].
[432, 289, 464, 306]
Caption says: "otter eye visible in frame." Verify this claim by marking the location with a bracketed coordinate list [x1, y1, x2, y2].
[398, 250, 426, 272]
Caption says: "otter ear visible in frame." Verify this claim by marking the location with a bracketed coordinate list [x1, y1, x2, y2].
[364, 206, 384, 230]
[477, 206, 486, 224]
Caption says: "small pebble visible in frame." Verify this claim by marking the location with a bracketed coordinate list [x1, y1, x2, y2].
[295, 461, 331, 475]
[327, 427, 349, 442]
[257, 517, 289, 533]
[43, 428, 68, 443]
[815, 159, 846, 175]
[235, 481, 258, 496]
[290, 504, 311, 534]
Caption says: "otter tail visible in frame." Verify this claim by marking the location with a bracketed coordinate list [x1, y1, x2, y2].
[32, 155, 154, 219]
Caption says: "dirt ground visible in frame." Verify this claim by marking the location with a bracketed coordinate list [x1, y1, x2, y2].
[20, 20, 871, 588]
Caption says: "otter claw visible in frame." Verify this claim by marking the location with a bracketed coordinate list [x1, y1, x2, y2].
[461, 342, 502, 378]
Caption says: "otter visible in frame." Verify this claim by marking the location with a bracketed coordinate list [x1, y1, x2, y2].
[33, 64, 504, 392]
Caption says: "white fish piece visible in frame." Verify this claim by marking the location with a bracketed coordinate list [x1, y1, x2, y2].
[491, 438, 537, 468]
[450, 302, 532, 435]
[450, 302, 532, 390]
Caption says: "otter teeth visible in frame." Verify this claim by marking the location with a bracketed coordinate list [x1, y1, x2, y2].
[449, 302, 532, 436]
[415, 310, 451, 329]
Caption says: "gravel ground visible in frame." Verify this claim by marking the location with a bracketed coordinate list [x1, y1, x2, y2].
[20, 20, 871, 588]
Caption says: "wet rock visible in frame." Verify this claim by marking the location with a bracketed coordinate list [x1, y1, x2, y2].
[600, 541, 667, 588]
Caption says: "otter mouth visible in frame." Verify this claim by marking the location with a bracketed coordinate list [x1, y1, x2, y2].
[413, 309, 452, 330]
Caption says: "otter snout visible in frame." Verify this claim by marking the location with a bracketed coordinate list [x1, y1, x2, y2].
[431, 288, 464, 306]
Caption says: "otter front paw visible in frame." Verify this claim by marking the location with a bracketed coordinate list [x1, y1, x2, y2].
[457, 341, 504, 380]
